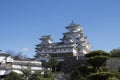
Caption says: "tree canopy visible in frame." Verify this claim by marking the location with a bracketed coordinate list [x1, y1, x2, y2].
[85, 50, 110, 69]
[110, 49, 120, 57]
[4, 72, 22, 80]
[85, 50, 109, 58]
[49, 57, 59, 72]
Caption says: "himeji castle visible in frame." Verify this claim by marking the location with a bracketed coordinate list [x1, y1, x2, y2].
[35, 21, 91, 60]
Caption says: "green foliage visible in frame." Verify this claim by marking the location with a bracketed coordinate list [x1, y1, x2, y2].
[29, 73, 40, 80]
[78, 65, 94, 76]
[28, 73, 40, 80]
[114, 72, 120, 79]
[49, 58, 59, 67]
[87, 56, 109, 68]
[70, 50, 113, 80]
[27, 70, 54, 80]
[110, 49, 120, 57]
[69, 50, 120, 80]
[34, 70, 42, 77]
[21, 69, 31, 80]
[5, 70, 54, 80]
[85, 50, 109, 58]
[78, 65, 89, 75]
[87, 66, 96, 73]
[28, 70, 42, 80]
[106, 77, 119, 80]
[98, 66, 111, 72]
[42, 61, 49, 68]
[85, 50, 109, 71]
[87, 72, 115, 80]
[49, 57, 59, 72]
[70, 70, 84, 80]
[44, 70, 53, 78]
[70, 65, 96, 80]
[4, 72, 22, 80]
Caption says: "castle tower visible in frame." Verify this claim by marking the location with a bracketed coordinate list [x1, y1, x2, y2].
[35, 35, 52, 59]
[40, 35, 52, 45]
[61, 21, 91, 56]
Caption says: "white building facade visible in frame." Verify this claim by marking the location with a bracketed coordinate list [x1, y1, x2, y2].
[0, 52, 42, 76]
[35, 22, 91, 60]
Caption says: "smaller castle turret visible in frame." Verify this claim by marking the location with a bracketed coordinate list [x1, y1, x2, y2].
[40, 35, 52, 45]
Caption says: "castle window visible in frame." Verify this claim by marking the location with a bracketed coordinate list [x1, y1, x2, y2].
[76, 38, 79, 40]
[60, 49, 62, 51]
[44, 50, 47, 52]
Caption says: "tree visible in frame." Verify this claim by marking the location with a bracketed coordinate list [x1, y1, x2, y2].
[13, 52, 24, 60]
[6, 50, 25, 60]
[85, 50, 109, 58]
[110, 49, 120, 57]
[98, 66, 111, 72]
[28, 70, 42, 80]
[5, 50, 15, 57]
[87, 56, 109, 68]
[42, 61, 50, 68]
[44, 70, 53, 78]
[78, 64, 94, 76]
[70, 65, 95, 80]
[4, 72, 22, 80]
[70, 70, 84, 80]
[49, 57, 59, 72]
[85, 50, 110, 72]
[86, 72, 115, 80]
[21, 69, 31, 80]
[106, 77, 119, 80]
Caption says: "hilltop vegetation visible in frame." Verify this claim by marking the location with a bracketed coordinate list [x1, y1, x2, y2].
[70, 49, 120, 80]
[3, 49, 120, 80]
[4, 70, 54, 80]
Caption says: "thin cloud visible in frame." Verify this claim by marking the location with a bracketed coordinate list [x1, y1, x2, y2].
[22, 48, 29, 52]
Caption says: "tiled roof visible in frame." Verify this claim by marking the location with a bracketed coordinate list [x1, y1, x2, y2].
[0, 53, 10, 57]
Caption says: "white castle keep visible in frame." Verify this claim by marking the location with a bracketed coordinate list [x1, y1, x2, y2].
[35, 21, 91, 60]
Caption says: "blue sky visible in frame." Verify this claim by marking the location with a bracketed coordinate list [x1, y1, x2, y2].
[0, 0, 120, 57]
